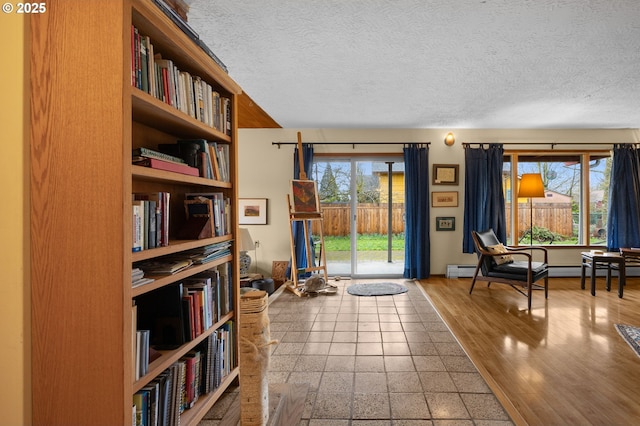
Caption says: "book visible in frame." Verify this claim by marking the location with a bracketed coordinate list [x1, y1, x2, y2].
[132, 201, 144, 252]
[155, 370, 172, 426]
[133, 390, 148, 426]
[137, 258, 193, 275]
[208, 142, 221, 180]
[141, 382, 159, 426]
[181, 295, 195, 341]
[152, 0, 200, 43]
[135, 284, 186, 349]
[133, 147, 186, 165]
[133, 157, 199, 177]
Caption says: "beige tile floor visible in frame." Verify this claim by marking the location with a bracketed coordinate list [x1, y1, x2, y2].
[201, 279, 513, 425]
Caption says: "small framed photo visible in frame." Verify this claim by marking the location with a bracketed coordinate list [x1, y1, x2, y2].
[436, 216, 456, 231]
[432, 164, 459, 185]
[432, 191, 459, 207]
[239, 198, 268, 225]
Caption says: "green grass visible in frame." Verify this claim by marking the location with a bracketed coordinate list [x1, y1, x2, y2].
[321, 234, 405, 251]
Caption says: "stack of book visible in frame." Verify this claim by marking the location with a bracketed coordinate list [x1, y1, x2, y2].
[133, 147, 199, 177]
[132, 267, 155, 288]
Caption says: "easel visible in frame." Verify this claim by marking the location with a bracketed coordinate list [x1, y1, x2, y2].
[286, 132, 329, 296]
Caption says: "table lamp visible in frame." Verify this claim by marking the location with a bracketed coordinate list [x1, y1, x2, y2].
[239, 228, 255, 276]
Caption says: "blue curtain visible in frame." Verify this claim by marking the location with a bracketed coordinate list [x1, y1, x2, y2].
[287, 144, 315, 279]
[462, 144, 506, 253]
[403, 144, 430, 279]
[607, 144, 640, 250]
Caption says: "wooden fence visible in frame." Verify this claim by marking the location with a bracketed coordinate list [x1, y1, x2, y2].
[311, 202, 573, 238]
[311, 203, 405, 236]
[507, 202, 573, 237]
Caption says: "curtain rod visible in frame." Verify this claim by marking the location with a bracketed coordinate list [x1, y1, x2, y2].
[463, 142, 634, 148]
[272, 141, 430, 149]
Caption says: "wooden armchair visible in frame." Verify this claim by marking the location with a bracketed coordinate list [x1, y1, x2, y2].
[470, 229, 549, 310]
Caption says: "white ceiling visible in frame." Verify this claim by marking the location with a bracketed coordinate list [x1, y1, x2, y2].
[187, 0, 640, 129]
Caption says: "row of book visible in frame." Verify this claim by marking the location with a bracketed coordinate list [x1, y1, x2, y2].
[132, 323, 235, 426]
[131, 189, 231, 253]
[182, 266, 233, 339]
[132, 192, 171, 252]
[131, 25, 232, 135]
[133, 262, 234, 349]
[133, 141, 231, 183]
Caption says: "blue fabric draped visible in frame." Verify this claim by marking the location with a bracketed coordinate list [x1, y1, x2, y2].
[607, 144, 640, 250]
[403, 145, 430, 279]
[287, 144, 315, 279]
[462, 144, 506, 253]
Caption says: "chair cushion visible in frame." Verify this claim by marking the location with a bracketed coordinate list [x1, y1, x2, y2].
[486, 243, 513, 265]
[488, 261, 549, 282]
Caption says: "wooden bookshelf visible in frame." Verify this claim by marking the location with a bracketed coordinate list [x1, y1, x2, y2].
[30, 0, 241, 424]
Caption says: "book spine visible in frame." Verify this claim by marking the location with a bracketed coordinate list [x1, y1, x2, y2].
[132, 201, 144, 252]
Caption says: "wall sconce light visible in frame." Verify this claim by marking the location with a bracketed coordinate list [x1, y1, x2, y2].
[444, 132, 455, 146]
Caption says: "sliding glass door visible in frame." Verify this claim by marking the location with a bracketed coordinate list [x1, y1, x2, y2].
[312, 157, 404, 277]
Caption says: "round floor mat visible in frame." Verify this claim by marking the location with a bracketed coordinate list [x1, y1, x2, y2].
[346, 282, 408, 297]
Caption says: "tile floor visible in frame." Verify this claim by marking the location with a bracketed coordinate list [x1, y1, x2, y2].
[200, 279, 513, 425]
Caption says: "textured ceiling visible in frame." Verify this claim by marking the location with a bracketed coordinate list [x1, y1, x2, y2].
[187, 0, 640, 129]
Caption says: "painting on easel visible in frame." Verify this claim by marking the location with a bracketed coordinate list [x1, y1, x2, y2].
[291, 179, 320, 213]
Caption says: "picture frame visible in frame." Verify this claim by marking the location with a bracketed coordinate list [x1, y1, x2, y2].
[432, 191, 459, 207]
[436, 216, 456, 231]
[239, 198, 268, 225]
[432, 164, 459, 185]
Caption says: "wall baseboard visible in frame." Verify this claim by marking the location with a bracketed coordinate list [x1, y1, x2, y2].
[446, 264, 640, 278]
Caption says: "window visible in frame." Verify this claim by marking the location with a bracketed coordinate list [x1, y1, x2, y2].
[503, 151, 611, 246]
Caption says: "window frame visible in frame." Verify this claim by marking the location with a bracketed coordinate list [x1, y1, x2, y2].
[505, 149, 610, 247]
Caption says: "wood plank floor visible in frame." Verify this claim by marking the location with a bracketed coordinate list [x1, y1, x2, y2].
[419, 276, 640, 426]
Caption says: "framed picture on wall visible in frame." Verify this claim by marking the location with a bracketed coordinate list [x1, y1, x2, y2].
[436, 216, 456, 231]
[432, 164, 459, 185]
[432, 191, 459, 207]
[239, 198, 268, 225]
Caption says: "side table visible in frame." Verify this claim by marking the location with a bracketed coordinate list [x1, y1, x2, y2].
[580, 251, 625, 298]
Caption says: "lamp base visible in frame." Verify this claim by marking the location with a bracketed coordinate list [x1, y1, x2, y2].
[239, 251, 252, 277]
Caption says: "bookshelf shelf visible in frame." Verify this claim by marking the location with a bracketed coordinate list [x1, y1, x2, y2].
[132, 254, 233, 297]
[30, 1, 241, 424]
[131, 235, 233, 262]
[132, 89, 232, 142]
[132, 164, 232, 188]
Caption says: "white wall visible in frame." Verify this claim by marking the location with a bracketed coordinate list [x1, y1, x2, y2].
[1, 12, 30, 424]
[237, 128, 640, 276]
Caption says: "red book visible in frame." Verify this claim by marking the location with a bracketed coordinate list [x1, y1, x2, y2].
[134, 157, 199, 177]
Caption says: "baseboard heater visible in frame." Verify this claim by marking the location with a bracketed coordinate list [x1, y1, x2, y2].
[446, 264, 640, 278]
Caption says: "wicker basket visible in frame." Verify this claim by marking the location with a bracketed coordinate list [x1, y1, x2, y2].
[239, 290, 273, 425]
